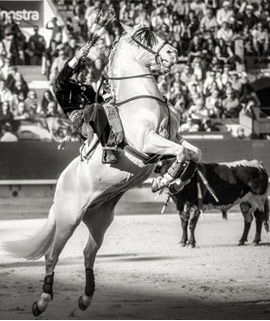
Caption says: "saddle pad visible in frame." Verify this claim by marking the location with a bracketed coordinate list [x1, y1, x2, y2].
[103, 103, 124, 145]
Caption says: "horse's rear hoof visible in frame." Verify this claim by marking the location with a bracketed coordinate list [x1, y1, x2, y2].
[78, 296, 88, 311]
[78, 294, 93, 311]
[179, 241, 187, 247]
[32, 301, 42, 317]
[238, 241, 245, 246]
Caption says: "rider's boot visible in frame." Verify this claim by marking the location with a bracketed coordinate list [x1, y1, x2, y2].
[168, 160, 198, 194]
[151, 158, 185, 193]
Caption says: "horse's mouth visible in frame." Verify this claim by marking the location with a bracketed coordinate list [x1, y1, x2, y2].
[162, 59, 170, 68]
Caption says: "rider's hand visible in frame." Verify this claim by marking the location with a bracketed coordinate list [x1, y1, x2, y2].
[75, 44, 91, 61]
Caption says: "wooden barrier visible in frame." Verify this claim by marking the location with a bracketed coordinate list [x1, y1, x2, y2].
[1, 140, 270, 181]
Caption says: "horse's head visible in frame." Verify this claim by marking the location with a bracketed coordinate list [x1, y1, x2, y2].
[121, 24, 178, 72]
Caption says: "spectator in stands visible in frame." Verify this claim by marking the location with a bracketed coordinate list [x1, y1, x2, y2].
[46, 101, 62, 118]
[0, 122, 18, 142]
[205, 89, 223, 118]
[135, 11, 151, 27]
[200, 8, 218, 32]
[188, 97, 209, 128]
[190, 0, 207, 20]
[2, 27, 20, 66]
[221, 63, 230, 85]
[15, 24, 27, 65]
[216, 21, 234, 44]
[63, 37, 80, 58]
[0, 101, 14, 125]
[13, 101, 30, 121]
[239, 4, 258, 30]
[184, 10, 200, 38]
[187, 35, 202, 64]
[222, 87, 241, 118]
[203, 71, 217, 96]
[192, 58, 205, 82]
[49, 49, 68, 84]
[179, 116, 200, 132]
[252, 22, 269, 57]
[215, 38, 236, 67]
[65, 17, 75, 38]
[46, 17, 63, 41]
[27, 26, 47, 66]
[0, 41, 7, 68]
[240, 25, 255, 56]
[24, 90, 40, 118]
[0, 57, 11, 81]
[173, 0, 190, 18]
[85, 0, 101, 31]
[12, 80, 29, 104]
[0, 79, 15, 110]
[216, 1, 234, 26]
[41, 90, 56, 114]
[230, 71, 243, 97]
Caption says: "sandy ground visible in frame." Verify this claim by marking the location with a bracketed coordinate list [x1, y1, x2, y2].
[0, 189, 270, 320]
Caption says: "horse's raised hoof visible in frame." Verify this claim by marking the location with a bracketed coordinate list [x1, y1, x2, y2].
[78, 294, 94, 311]
[32, 301, 42, 317]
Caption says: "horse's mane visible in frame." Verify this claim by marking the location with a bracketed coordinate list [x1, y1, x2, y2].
[124, 27, 159, 48]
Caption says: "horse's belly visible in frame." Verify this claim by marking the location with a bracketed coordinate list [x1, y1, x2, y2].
[75, 145, 155, 204]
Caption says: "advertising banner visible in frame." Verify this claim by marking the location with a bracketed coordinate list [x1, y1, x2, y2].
[0, 0, 43, 27]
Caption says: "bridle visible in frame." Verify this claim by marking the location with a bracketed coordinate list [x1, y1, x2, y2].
[130, 27, 169, 66]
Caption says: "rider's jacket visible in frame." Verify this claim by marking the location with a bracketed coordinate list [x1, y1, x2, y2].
[52, 59, 103, 116]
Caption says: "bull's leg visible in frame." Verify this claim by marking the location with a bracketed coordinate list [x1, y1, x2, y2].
[238, 202, 253, 246]
[147, 134, 201, 193]
[179, 203, 190, 247]
[78, 194, 123, 311]
[188, 206, 201, 248]
[252, 209, 263, 246]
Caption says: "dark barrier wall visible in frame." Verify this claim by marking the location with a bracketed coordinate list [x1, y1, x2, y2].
[1, 140, 270, 180]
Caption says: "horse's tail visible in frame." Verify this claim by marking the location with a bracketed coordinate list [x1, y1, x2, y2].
[4, 205, 56, 260]
[263, 198, 269, 233]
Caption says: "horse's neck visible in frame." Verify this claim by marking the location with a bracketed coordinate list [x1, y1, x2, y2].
[110, 51, 163, 102]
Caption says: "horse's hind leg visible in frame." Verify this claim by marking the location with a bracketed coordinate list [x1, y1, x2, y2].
[78, 194, 123, 311]
[32, 207, 83, 316]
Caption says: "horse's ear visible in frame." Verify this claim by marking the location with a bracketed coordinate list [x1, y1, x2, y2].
[120, 22, 134, 35]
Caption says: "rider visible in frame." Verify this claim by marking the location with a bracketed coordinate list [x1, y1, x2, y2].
[52, 44, 118, 164]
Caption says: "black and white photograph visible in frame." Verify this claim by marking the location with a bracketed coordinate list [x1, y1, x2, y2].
[0, 0, 270, 319]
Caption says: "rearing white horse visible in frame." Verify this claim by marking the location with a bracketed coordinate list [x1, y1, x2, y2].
[5, 24, 201, 316]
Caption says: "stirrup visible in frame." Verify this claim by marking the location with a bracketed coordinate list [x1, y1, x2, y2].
[102, 145, 118, 164]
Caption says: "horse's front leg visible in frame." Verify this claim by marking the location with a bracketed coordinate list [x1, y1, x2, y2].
[143, 132, 201, 193]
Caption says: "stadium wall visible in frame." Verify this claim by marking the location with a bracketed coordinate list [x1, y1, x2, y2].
[1, 140, 270, 180]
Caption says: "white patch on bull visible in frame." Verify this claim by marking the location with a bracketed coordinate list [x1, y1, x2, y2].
[202, 191, 267, 213]
[220, 159, 264, 170]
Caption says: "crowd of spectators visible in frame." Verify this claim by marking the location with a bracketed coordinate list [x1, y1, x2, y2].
[0, 0, 268, 141]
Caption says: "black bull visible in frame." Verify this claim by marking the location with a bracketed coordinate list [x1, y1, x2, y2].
[166, 160, 269, 247]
